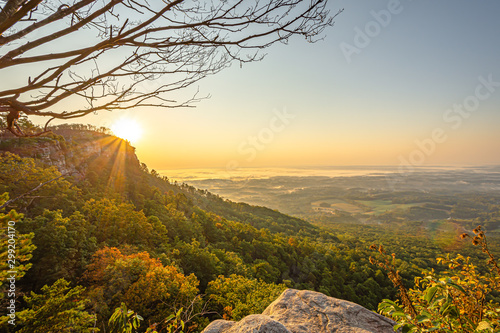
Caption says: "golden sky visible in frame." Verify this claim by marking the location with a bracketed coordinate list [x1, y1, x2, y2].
[25, 1, 500, 170]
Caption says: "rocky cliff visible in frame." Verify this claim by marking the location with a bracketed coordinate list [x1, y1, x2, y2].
[0, 129, 137, 177]
[203, 289, 397, 333]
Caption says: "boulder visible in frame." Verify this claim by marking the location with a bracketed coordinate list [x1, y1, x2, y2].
[203, 315, 291, 333]
[202, 289, 396, 333]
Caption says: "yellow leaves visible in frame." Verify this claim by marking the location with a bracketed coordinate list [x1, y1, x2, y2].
[85, 246, 199, 329]
[385, 253, 500, 332]
[0, 206, 35, 294]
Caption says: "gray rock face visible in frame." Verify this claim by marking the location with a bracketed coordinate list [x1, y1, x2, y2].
[202, 289, 396, 333]
[0, 130, 137, 179]
[203, 315, 291, 333]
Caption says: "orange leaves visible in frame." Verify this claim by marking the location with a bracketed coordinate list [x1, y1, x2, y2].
[84, 247, 199, 329]
[84, 247, 164, 288]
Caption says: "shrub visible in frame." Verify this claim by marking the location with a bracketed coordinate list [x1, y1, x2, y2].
[371, 226, 500, 332]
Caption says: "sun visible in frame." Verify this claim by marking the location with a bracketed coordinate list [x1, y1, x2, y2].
[111, 118, 143, 143]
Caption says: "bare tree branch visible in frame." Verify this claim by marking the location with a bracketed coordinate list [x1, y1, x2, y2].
[0, 174, 65, 210]
[0, 0, 342, 136]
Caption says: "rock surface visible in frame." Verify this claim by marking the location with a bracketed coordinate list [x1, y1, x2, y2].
[202, 289, 396, 333]
[0, 129, 138, 177]
[203, 315, 291, 333]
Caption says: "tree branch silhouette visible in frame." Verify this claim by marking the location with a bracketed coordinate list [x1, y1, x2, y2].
[0, 0, 342, 136]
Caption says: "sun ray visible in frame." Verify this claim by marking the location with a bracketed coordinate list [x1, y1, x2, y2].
[105, 138, 128, 193]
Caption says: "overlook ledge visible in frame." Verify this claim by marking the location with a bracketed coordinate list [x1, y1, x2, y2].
[203, 288, 397, 333]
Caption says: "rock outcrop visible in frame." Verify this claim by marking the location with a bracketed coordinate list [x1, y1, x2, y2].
[202, 289, 396, 333]
[32, 138, 104, 175]
[0, 129, 137, 177]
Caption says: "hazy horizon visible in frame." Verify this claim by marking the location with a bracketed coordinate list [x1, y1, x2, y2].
[161, 164, 500, 183]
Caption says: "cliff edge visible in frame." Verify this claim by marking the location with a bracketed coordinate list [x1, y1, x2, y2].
[203, 289, 396, 333]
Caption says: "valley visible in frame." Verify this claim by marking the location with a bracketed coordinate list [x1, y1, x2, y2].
[166, 166, 500, 221]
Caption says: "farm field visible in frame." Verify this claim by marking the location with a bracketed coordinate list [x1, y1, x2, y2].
[356, 200, 423, 215]
[311, 199, 364, 214]
[312, 199, 424, 216]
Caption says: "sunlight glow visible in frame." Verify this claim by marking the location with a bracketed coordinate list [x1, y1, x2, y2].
[111, 118, 143, 143]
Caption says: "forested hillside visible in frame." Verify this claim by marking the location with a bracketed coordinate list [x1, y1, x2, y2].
[0, 129, 498, 332]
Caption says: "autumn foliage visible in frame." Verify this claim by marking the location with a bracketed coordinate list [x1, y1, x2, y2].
[85, 247, 199, 331]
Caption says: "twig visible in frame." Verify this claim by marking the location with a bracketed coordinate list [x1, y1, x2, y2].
[0, 174, 65, 210]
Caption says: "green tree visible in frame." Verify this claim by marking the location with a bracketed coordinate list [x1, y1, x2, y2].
[174, 239, 221, 291]
[0, 153, 75, 216]
[18, 209, 98, 289]
[0, 194, 36, 328]
[82, 198, 159, 248]
[206, 274, 287, 320]
[17, 279, 97, 333]
[0, 195, 35, 289]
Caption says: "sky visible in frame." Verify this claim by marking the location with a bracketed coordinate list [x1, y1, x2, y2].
[28, 1, 500, 170]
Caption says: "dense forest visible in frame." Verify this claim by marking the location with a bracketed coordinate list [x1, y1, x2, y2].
[0, 127, 499, 332]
